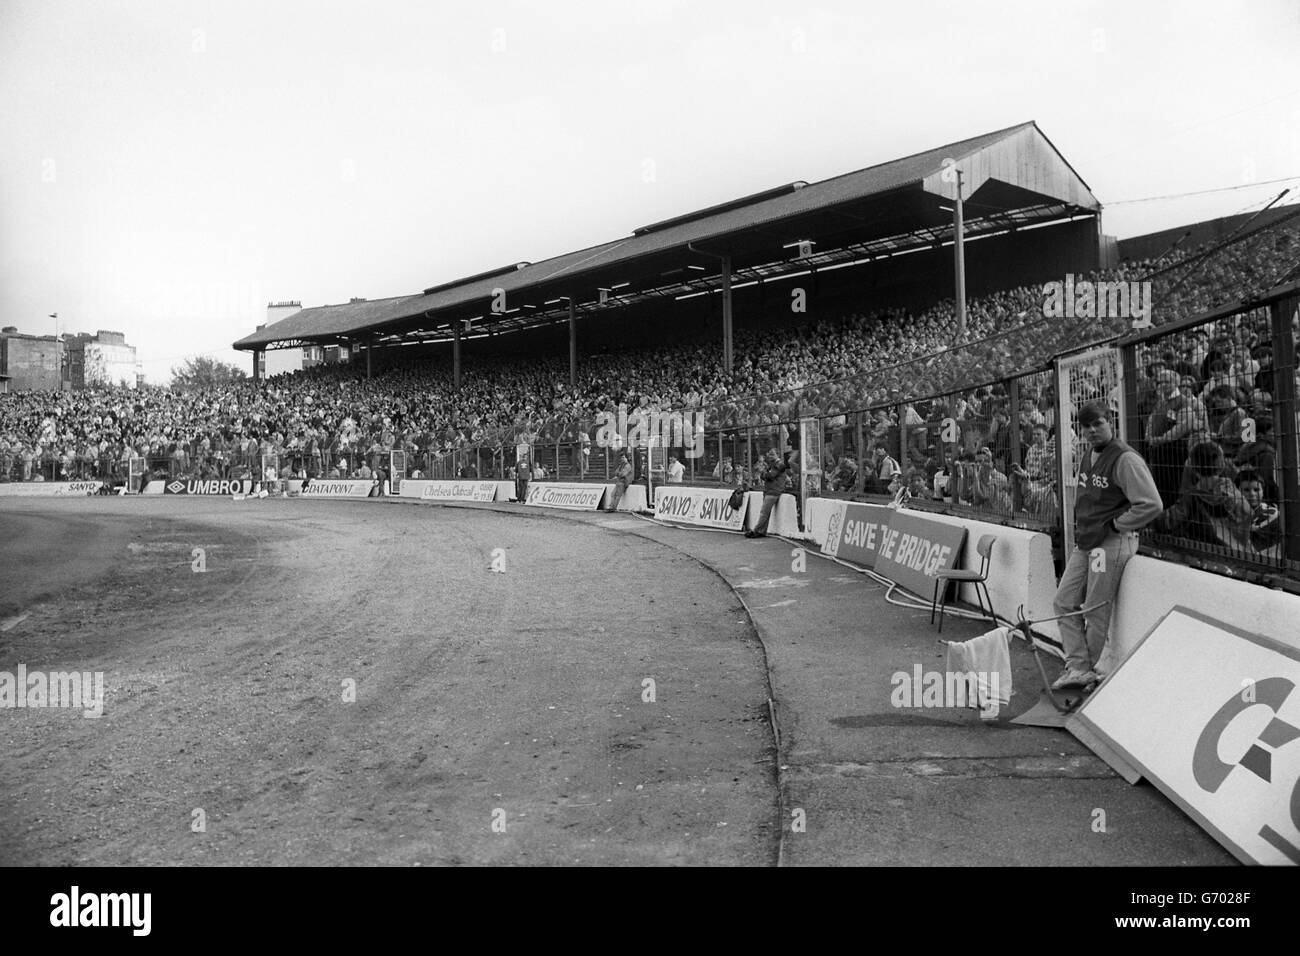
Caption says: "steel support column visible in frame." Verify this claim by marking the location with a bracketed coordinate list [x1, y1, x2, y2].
[453, 322, 462, 392]
[954, 169, 967, 337]
[722, 256, 734, 375]
[568, 299, 577, 388]
[1271, 294, 1300, 563]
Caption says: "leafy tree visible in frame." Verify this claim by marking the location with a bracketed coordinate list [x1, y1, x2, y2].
[170, 355, 248, 390]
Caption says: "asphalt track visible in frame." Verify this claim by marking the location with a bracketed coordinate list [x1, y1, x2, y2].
[0, 493, 1233, 866]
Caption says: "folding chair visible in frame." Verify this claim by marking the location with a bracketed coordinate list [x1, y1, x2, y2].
[930, 534, 997, 633]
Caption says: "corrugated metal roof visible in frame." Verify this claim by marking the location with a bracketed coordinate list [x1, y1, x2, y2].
[236, 294, 423, 346]
[237, 121, 1095, 349]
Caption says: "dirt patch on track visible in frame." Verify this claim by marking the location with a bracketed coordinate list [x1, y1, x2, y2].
[0, 498, 776, 865]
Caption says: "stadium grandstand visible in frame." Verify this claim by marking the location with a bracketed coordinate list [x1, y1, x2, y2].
[3, 120, 1299, 593]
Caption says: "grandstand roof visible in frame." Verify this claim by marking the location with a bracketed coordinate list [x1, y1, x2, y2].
[236, 121, 1100, 351]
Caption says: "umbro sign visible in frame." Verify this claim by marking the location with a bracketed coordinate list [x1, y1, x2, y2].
[163, 479, 255, 495]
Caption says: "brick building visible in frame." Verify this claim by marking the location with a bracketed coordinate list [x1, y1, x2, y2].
[0, 327, 63, 392]
[0, 326, 139, 392]
[63, 330, 139, 388]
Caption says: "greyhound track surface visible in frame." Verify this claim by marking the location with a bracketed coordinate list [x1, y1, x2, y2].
[0, 497, 777, 866]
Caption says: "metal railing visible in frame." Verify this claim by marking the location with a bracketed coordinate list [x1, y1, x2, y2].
[1122, 286, 1299, 578]
[7, 282, 1294, 590]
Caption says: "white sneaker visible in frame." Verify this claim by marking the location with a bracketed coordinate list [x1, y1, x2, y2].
[1051, 669, 1092, 690]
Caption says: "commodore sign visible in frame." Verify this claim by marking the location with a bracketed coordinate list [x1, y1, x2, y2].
[1071, 607, 1300, 865]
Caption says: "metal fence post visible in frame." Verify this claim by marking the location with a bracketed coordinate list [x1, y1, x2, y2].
[1271, 294, 1300, 563]
[854, 411, 865, 494]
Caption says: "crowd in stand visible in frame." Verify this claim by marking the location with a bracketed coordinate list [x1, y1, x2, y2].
[1132, 313, 1285, 556]
[2, 210, 1296, 561]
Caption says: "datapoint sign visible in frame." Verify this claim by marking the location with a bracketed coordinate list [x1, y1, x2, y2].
[1072, 608, 1300, 865]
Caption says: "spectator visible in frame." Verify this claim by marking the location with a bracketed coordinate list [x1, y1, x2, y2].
[608, 453, 632, 511]
[746, 449, 790, 539]
[1159, 441, 1253, 552]
[1236, 417, 1278, 492]
[874, 445, 900, 486]
[829, 455, 858, 493]
[968, 446, 1010, 512]
[1145, 368, 1186, 509]
[713, 456, 736, 485]
[1236, 468, 1282, 553]
[1052, 402, 1162, 689]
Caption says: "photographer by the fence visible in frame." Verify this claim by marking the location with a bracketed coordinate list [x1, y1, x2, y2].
[1051, 401, 1163, 690]
[745, 448, 791, 539]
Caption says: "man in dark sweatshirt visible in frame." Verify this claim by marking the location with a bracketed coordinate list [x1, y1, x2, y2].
[1051, 402, 1163, 689]
[746, 449, 790, 538]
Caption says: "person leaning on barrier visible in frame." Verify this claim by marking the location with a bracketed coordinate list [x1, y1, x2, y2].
[608, 452, 633, 512]
[745, 449, 790, 539]
[1051, 401, 1163, 690]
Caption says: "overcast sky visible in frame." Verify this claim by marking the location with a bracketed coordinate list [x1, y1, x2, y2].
[2, 0, 1298, 383]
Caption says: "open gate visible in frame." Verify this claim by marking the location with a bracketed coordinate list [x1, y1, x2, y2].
[798, 417, 824, 518]
[389, 450, 406, 495]
[128, 456, 145, 494]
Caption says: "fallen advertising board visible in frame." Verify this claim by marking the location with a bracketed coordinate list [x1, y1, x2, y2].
[870, 509, 967, 599]
[525, 483, 606, 511]
[654, 486, 746, 530]
[1071, 607, 1300, 865]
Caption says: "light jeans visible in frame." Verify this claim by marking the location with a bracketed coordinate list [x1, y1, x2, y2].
[1052, 531, 1139, 673]
[609, 481, 628, 511]
[752, 493, 780, 534]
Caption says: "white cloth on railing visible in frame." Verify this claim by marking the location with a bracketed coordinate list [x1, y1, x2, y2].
[945, 626, 1012, 720]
